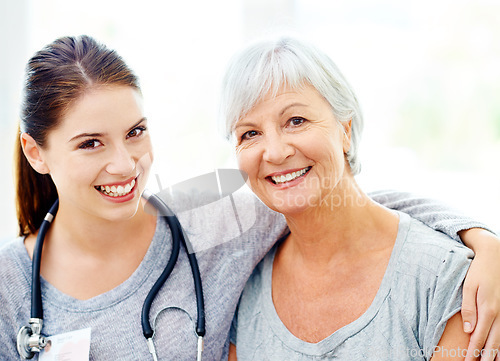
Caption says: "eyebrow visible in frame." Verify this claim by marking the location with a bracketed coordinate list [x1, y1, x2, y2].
[68, 117, 147, 143]
[279, 102, 308, 117]
[234, 102, 309, 131]
[233, 121, 255, 130]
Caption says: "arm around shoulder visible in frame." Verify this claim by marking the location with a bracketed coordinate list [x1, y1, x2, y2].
[457, 228, 500, 360]
[369, 189, 494, 241]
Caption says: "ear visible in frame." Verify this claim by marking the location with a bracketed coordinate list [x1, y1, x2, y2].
[20, 133, 50, 174]
[342, 119, 352, 154]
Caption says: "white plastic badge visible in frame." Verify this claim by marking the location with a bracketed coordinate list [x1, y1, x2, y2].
[39, 327, 91, 361]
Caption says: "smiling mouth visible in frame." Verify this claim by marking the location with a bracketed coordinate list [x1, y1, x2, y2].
[269, 166, 311, 185]
[94, 178, 136, 197]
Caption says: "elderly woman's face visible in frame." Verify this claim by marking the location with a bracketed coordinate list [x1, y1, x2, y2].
[233, 84, 351, 215]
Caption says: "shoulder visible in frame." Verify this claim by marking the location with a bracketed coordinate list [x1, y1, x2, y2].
[0, 236, 27, 268]
[167, 186, 287, 254]
[388, 213, 474, 313]
[397, 214, 473, 281]
[388, 214, 473, 348]
[237, 246, 274, 314]
[399, 216, 474, 357]
[0, 237, 31, 334]
[0, 236, 31, 286]
[245, 245, 273, 288]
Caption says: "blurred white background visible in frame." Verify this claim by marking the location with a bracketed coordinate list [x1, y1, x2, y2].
[1, 0, 499, 241]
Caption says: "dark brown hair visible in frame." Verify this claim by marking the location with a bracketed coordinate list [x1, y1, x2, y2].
[15, 35, 140, 236]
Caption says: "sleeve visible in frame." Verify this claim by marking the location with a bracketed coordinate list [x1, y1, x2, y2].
[0, 242, 32, 360]
[422, 245, 474, 358]
[369, 189, 495, 242]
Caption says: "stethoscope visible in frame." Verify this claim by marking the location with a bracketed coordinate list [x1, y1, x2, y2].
[16, 189, 205, 360]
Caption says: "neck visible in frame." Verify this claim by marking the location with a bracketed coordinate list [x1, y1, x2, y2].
[47, 199, 157, 258]
[281, 178, 398, 267]
[26, 199, 158, 300]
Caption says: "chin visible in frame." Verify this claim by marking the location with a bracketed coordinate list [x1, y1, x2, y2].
[106, 209, 140, 223]
[101, 200, 142, 222]
[264, 193, 318, 216]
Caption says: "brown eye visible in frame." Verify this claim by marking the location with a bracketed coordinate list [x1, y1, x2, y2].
[127, 126, 147, 139]
[79, 139, 102, 149]
[241, 130, 259, 141]
[289, 117, 306, 127]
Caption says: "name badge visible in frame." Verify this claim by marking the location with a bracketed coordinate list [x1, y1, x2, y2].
[39, 327, 91, 361]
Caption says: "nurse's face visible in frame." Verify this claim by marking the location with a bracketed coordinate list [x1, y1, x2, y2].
[233, 84, 351, 216]
[34, 85, 153, 222]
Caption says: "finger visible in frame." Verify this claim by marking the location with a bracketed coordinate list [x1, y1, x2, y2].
[465, 314, 494, 361]
[481, 320, 500, 361]
[482, 344, 499, 361]
[462, 279, 479, 333]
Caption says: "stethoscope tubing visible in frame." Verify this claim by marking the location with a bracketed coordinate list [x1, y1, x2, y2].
[22, 191, 205, 359]
[140, 190, 182, 338]
[31, 199, 59, 320]
[141, 190, 206, 338]
[184, 237, 206, 337]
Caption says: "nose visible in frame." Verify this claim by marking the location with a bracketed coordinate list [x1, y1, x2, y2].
[263, 133, 295, 165]
[106, 143, 135, 176]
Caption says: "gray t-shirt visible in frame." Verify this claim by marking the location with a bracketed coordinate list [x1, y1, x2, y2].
[0, 190, 486, 360]
[0, 192, 288, 361]
[231, 212, 474, 360]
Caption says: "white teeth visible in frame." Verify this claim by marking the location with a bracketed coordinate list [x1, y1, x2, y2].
[271, 167, 310, 184]
[98, 179, 136, 197]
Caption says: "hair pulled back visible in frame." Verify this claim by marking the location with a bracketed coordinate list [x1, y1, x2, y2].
[15, 35, 140, 236]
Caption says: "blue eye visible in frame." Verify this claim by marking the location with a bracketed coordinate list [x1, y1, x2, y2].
[127, 126, 146, 139]
[78, 139, 102, 149]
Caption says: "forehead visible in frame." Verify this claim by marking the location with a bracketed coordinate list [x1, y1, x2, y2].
[243, 84, 329, 117]
[266, 83, 320, 101]
[58, 85, 143, 131]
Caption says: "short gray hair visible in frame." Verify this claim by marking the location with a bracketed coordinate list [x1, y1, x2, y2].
[219, 36, 363, 175]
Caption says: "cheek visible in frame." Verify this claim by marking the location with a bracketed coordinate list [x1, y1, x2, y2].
[137, 151, 154, 176]
[131, 138, 154, 172]
[236, 156, 250, 181]
[235, 147, 250, 172]
[296, 134, 330, 160]
[48, 158, 96, 191]
[140, 139, 154, 161]
[324, 143, 346, 172]
[301, 135, 344, 170]
[236, 150, 260, 186]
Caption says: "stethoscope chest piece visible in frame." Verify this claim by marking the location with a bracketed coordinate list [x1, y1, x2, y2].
[17, 318, 47, 359]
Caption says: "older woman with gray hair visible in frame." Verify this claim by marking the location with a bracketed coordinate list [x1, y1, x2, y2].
[223, 37, 500, 360]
